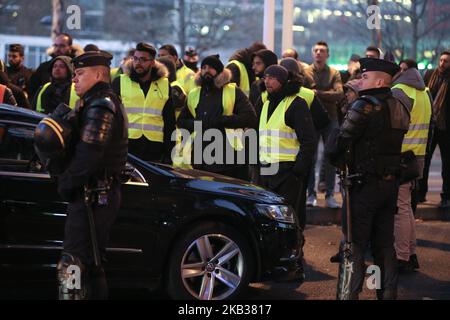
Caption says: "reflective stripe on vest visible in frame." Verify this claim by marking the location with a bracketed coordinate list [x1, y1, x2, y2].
[0, 84, 6, 103]
[176, 64, 196, 94]
[186, 83, 243, 151]
[261, 87, 314, 109]
[392, 83, 432, 156]
[36, 82, 79, 113]
[120, 74, 169, 142]
[227, 60, 250, 97]
[259, 95, 300, 163]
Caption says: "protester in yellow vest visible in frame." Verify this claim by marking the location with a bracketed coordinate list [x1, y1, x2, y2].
[391, 66, 432, 272]
[227, 41, 267, 97]
[256, 65, 316, 280]
[158, 44, 196, 95]
[158, 56, 186, 119]
[177, 54, 257, 179]
[112, 42, 175, 162]
[32, 56, 79, 114]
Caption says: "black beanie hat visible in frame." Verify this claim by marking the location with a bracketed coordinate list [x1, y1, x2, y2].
[201, 54, 224, 73]
[253, 49, 278, 68]
[264, 65, 289, 85]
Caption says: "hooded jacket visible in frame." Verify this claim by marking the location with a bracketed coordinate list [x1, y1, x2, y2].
[255, 76, 317, 181]
[112, 61, 175, 162]
[176, 68, 257, 173]
[227, 48, 257, 93]
[32, 56, 75, 114]
[392, 67, 428, 107]
[28, 44, 84, 101]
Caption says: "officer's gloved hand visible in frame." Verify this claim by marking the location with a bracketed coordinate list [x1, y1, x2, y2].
[51, 103, 72, 119]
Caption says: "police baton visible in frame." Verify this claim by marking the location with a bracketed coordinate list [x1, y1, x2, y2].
[83, 186, 103, 268]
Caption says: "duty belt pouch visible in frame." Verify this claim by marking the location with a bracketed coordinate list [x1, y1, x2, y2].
[399, 150, 420, 184]
[374, 155, 401, 177]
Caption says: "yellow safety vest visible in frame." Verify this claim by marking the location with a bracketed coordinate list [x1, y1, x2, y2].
[227, 60, 250, 97]
[173, 83, 244, 169]
[120, 74, 169, 143]
[393, 83, 432, 156]
[261, 87, 314, 109]
[187, 83, 243, 151]
[176, 64, 196, 94]
[259, 95, 300, 163]
[36, 82, 79, 113]
[171, 80, 186, 120]
[298, 87, 314, 108]
[110, 67, 121, 81]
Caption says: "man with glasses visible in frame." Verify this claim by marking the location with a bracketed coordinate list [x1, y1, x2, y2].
[112, 42, 175, 162]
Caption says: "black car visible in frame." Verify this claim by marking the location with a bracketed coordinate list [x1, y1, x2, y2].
[0, 104, 303, 300]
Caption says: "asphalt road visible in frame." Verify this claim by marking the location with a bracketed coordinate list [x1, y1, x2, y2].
[248, 221, 450, 300]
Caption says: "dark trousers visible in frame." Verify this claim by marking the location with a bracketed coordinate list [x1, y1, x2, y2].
[348, 177, 399, 298]
[258, 168, 305, 229]
[63, 180, 121, 265]
[418, 128, 450, 201]
[128, 136, 163, 162]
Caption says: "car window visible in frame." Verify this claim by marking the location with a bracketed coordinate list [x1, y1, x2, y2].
[0, 123, 41, 172]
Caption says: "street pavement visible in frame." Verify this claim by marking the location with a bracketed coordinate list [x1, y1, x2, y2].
[248, 221, 450, 300]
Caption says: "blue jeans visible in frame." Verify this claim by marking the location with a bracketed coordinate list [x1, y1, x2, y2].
[307, 119, 338, 198]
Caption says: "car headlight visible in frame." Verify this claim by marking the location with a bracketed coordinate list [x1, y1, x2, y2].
[255, 204, 295, 224]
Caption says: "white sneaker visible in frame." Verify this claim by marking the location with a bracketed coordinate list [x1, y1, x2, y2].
[326, 196, 341, 209]
[306, 194, 317, 207]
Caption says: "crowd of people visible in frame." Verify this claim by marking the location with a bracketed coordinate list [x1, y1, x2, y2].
[3, 32, 450, 300]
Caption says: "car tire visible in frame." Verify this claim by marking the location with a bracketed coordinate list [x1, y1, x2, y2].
[167, 221, 254, 300]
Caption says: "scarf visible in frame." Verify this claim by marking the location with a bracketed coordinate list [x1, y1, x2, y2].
[428, 67, 450, 130]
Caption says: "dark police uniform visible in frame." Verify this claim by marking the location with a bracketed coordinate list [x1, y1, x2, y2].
[52, 51, 127, 299]
[328, 58, 409, 300]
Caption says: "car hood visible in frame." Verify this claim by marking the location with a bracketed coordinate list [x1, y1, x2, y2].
[150, 163, 285, 204]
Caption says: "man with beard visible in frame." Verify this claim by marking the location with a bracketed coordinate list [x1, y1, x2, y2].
[112, 42, 175, 163]
[32, 56, 79, 114]
[28, 33, 82, 100]
[227, 41, 267, 97]
[177, 55, 257, 179]
[6, 44, 33, 94]
[249, 49, 278, 106]
[256, 65, 316, 278]
[418, 51, 450, 208]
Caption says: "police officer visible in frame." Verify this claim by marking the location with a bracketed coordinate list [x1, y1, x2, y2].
[38, 51, 128, 299]
[328, 58, 410, 300]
